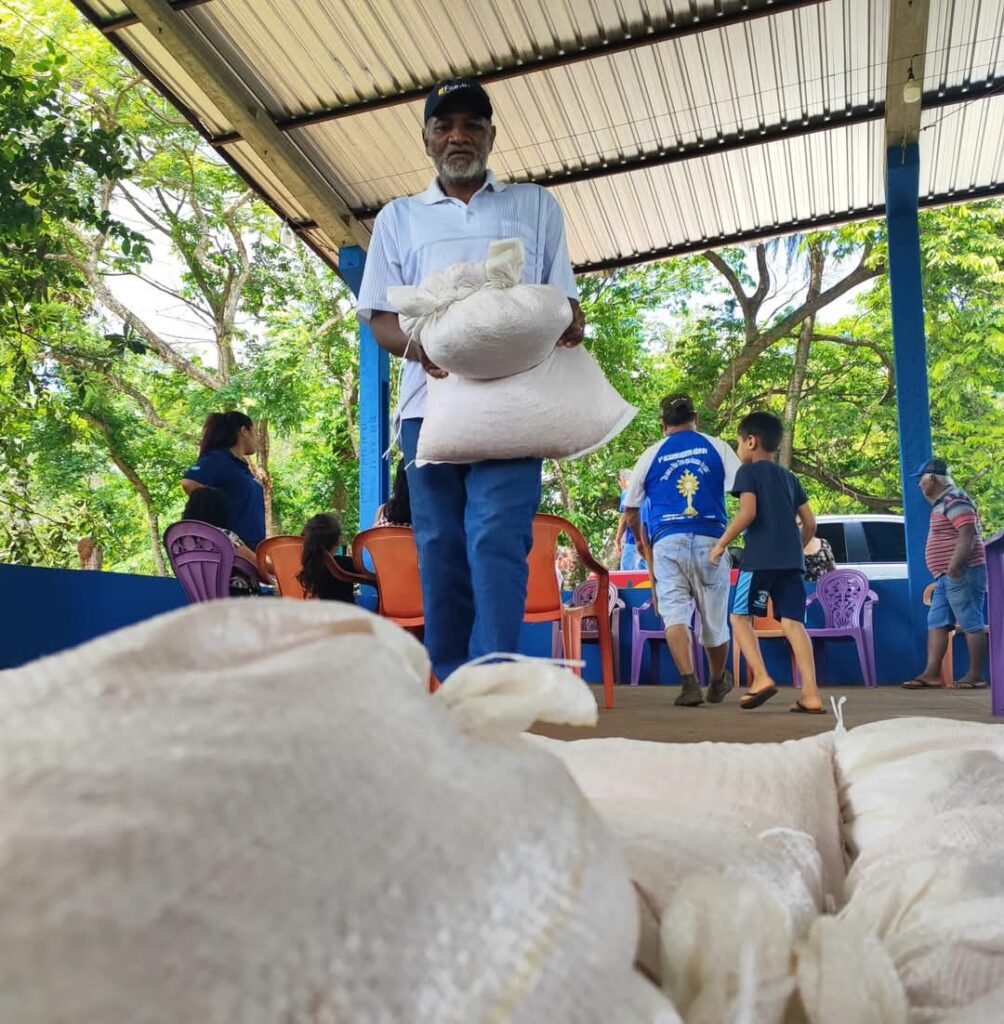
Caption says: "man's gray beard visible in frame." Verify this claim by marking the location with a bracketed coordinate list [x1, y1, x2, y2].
[435, 151, 489, 185]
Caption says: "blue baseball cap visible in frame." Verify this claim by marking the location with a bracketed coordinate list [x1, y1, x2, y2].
[911, 457, 948, 478]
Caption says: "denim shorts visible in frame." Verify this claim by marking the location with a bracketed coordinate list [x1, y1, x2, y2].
[652, 533, 731, 647]
[928, 564, 988, 634]
[732, 568, 806, 623]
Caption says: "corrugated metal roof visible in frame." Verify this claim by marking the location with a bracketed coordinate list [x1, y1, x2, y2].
[70, 0, 1004, 274]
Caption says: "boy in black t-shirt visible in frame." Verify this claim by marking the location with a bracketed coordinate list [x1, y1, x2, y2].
[709, 412, 824, 714]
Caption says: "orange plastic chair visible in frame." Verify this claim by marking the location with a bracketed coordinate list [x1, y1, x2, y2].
[256, 536, 368, 599]
[732, 596, 800, 687]
[923, 581, 955, 686]
[351, 526, 424, 629]
[351, 526, 437, 691]
[527, 513, 615, 710]
[256, 535, 309, 598]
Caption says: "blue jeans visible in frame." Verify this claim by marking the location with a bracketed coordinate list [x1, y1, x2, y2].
[400, 419, 542, 680]
[620, 543, 647, 571]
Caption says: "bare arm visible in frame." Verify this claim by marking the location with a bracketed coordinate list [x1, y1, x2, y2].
[624, 508, 644, 557]
[711, 493, 757, 563]
[235, 542, 257, 563]
[797, 502, 816, 547]
[614, 510, 628, 550]
[181, 478, 202, 496]
[948, 523, 976, 577]
[369, 311, 446, 378]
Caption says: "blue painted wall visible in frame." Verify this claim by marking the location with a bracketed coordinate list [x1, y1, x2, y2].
[524, 578, 924, 686]
[0, 563, 187, 669]
[3, 563, 932, 683]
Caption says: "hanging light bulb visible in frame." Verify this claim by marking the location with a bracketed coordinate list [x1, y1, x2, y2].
[903, 62, 922, 105]
[279, 221, 296, 248]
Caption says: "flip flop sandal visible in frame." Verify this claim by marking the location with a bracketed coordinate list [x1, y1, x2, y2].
[952, 680, 988, 689]
[901, 678, 944, 689]
[790, 701, 827, 714]
[740, 686, 778, 710]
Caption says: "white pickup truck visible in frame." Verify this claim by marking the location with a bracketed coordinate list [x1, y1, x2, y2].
[814, 514, 907, 580]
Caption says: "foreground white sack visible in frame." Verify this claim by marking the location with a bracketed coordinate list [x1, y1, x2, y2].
[840, 747, 1004, 857]
[0, 601, 640, 1024]
[834, 715, 1004, 1022]
[529, 733, 845, 907]
[661, 874, 799, 1024]
[389, 238, 571, 379]
[833, 715, 1004, 788]
[846, 805, 1004, 894]
[839, 855, 1004, 1019]
[595, 810, 824, 985]
[529, 732, 841, 1018]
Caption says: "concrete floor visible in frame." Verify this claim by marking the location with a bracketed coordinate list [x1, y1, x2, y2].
[532, 683, 1001, 744]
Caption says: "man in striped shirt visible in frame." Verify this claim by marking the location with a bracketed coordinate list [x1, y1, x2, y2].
[903, 458, 988, 689]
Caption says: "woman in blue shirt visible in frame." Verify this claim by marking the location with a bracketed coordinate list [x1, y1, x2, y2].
[181, 411, 266, 549]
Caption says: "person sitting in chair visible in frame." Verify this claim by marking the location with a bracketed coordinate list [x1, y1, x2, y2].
[374, 460, 412, 528]
[297, 513, 356, 603]
[182, 486, 259, 596]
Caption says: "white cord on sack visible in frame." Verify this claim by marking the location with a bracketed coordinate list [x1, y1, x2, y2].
[830, 695, 847, 733]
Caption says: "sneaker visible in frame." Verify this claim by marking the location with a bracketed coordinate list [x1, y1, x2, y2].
[674, 675, 705, 707]
[706, 669, 734, 704]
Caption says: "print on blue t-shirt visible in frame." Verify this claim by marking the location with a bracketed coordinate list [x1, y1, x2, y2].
[644, 430, 728, 544]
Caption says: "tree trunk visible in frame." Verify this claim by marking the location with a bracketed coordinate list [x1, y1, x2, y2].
[779, 241, 825, 468]
[255, 418, 276, 537]
[145, 512, 166, 576]
[77, 536, 104, 570]
[703, 250, 879, 413]
[549, 460, 574, 515]
[81, 412, 168, 576]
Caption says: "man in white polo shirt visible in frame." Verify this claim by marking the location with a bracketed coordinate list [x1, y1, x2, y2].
[357, 79, 584, 681]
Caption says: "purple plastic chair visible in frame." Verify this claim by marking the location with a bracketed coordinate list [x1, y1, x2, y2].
[629, 598, 704, 685]
[987, 529, 1004, 716]
[163, 520, 235, 603]
[805, 569, 879, 687]
[575, 579, 624, 683]
[550, 580, 624, 680]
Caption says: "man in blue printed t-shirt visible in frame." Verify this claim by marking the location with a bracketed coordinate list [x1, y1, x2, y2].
[623, 395, 741, 707]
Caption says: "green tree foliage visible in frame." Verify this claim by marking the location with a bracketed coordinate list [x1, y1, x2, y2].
[1, 0, 1001, 574]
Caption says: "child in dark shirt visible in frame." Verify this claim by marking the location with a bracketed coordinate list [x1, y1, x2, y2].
[710, 412, 824, 714]
[297, 513, 356, 603]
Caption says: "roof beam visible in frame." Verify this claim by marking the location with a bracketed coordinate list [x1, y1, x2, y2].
[241, 0, 826, 135]
[69, 0, 339, 274]
[99, 0, 213, 34]
[351, 80, 1004, 221]
[571, 182, 1004, 274]
[117, 0, 369, 249]
[885, 0, 931, 147]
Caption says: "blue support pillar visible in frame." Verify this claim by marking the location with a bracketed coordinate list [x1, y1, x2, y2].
[339, 246, 390, 531]
[886, 143, 933, 661]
